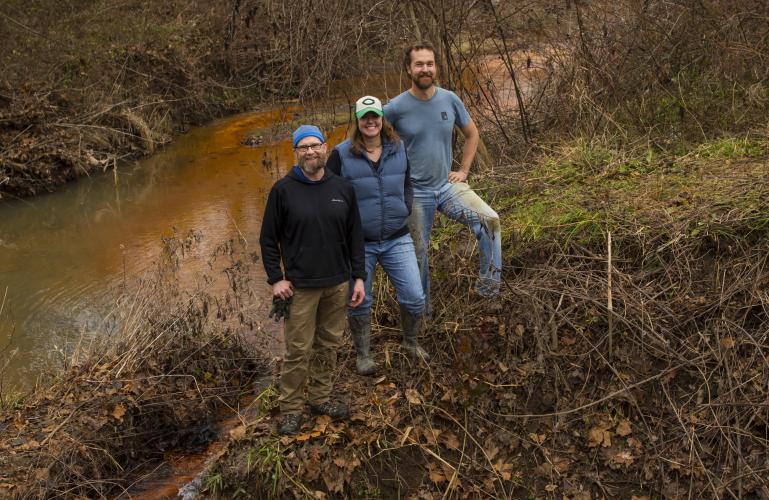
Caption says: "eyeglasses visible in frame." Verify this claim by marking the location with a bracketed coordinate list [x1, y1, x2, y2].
[294, 143, 324, 153]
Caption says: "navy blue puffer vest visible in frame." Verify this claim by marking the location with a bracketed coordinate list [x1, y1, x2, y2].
[335, 139, 408, 241]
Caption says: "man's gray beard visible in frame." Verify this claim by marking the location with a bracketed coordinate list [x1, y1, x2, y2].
[299, 155, 326, 176]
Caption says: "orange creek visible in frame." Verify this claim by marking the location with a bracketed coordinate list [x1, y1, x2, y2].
[0, 107, 346, 391]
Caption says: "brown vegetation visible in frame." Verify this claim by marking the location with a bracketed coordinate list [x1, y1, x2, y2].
[2, 1, 769, 498]
[0, 234, 267, 497]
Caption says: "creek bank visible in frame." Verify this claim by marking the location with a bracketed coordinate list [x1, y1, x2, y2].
[206, 135, 769, 498]
[0, 233, 270, 498]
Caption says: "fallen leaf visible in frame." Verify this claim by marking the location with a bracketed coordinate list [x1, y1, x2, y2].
[20, 439, 40, 451]
[229, 425, 246, 440]
[111, 404, 126, 422]
[611, 450, 635, 467]
[420, 426, 441, 445]
[498, 361, 509, 373]
[486, 441, 500, 461]
[545, 483, 557, 492]
[551, 454, 572, 473]
[333, 457, 346, 467]
[493, 459, 514, 473]
[34, 467, 50, 481]
[515, 324, 525, 337]
[587, 427, 612, 448]
[429, 470, 446, 484]
[616, 419, 632, 437]
[314, 415, 332, 433]
[405, 388, 423, 405]
[442, 431, 461, 450]
[528, 432, 547, 445]
[721, 336, 735, 349]
[373, 375, 387, 385]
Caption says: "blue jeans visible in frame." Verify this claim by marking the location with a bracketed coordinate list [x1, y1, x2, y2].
[409, 182, 502, 309]
[348, 234, 425, 317]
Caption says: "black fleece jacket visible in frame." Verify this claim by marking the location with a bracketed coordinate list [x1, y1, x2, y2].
[259, 167, 366, 288]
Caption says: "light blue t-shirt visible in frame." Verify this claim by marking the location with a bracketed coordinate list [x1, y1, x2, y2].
[383, 88, 471, 190]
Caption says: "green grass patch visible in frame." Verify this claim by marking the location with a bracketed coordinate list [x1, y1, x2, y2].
[493, 133, 769, 251]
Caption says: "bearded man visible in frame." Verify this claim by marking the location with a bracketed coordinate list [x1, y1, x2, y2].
[259, 124, 366, 435]
[384, 41, 502, 312]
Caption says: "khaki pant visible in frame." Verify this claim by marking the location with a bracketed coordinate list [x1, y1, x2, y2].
[279, 282, 347, 414]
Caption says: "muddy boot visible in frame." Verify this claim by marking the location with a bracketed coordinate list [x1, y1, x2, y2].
[309, 400, 350, 420]
[348, 314, 378, 376]
[278, 413, 304, 435]
[400, 306, 430, 361]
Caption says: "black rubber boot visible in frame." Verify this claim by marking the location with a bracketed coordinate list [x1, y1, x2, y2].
[400, 306, 430, 361]
[348, 314, 378, 375]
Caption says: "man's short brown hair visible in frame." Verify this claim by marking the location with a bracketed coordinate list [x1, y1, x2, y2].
[403, 41, 437, 70]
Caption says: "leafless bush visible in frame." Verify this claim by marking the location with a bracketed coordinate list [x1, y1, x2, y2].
[534, 1, 769, 140]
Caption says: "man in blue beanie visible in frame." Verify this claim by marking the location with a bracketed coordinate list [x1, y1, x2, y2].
[260, 124, 366, 435]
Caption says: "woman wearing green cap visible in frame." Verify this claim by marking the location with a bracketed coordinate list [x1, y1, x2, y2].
[326, 95, 428, 375]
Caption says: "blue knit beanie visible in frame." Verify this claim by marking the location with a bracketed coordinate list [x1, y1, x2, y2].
[292, 125, 325, 147]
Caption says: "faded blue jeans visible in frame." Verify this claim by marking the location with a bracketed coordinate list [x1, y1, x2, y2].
[348, 234, 425, 317]
[409, 182, 502, 310]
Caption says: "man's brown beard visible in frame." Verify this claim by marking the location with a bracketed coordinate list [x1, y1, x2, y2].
[411, 72, 434, 90]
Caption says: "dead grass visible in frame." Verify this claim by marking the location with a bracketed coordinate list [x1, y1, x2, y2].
[0, 232, 268, 498]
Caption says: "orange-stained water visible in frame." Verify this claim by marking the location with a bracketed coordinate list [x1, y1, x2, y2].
[0, 107, 347, 391]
